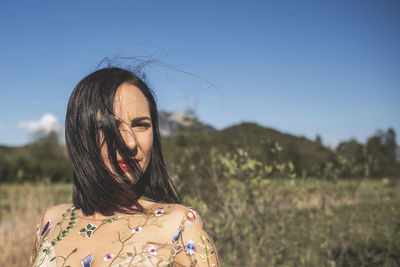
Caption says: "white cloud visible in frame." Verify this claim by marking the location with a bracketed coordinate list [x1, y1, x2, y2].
[18, 113, 63, 133]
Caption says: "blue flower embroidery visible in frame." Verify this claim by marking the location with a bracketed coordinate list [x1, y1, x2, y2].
[185, 239, 196, 255]
[172, 227, 182, 243]
[81, 254, 93, 267]
[41, 220, 51, 237]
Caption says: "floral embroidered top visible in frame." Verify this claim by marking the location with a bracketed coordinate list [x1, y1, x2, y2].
[30, 202, 219, 267]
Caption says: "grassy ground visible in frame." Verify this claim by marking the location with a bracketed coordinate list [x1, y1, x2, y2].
[0, 183, 72, 266]
[1, 179, 399, 266]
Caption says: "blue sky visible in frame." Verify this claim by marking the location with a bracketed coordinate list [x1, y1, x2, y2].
[0, 0, 399, 147]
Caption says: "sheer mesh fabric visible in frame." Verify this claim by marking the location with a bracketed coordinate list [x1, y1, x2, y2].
[31, 202, 218, 267]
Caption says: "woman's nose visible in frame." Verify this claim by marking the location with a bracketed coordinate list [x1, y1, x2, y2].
[121, 129, 137, 150]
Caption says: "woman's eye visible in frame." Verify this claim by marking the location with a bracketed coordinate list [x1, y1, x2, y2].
[132, 122, 151, 129]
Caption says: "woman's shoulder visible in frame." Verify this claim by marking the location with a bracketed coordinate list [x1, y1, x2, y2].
[145, 202, 190, 220]
[143, 202, 203, 230]
[159, 203, 193, 215]
[141, 200, 190, 215]
[165, 203, 203, 225]
[40, 203, 73, 225]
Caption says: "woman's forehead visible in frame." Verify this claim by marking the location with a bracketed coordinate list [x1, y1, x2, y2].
[113, 83, 150, 118]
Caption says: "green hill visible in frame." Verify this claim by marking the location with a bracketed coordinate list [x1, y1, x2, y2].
[209, 122, 335, 173]
[162, 122, 336, 177]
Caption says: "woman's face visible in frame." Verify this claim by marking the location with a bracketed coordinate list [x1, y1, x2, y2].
[100, 82, 153, 176]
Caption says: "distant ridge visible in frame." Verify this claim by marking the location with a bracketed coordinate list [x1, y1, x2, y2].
[208, 122, 334, 163]
[158, 110, 215, 137]
[161, 121, 336, 176]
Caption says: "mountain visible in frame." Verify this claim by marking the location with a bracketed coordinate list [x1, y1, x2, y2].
[158, 110, 215, 137]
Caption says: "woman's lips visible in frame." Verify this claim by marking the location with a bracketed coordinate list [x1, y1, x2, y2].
[118, 159, 138, 170]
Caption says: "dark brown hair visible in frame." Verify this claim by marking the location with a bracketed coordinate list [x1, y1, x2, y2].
[65, 67, 181, 216]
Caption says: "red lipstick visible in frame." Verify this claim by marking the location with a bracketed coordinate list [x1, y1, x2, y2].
[118, 159, 138, 170]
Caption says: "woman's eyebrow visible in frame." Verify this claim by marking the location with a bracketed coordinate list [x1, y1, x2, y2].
[114, 116, 152, 126]
[131, 116, 152, 123]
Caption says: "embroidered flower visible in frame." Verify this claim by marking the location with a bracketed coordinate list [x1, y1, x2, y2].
[103, 253, 114, 261]
[81, 254, 93, 267]
[78, 223, 98, 238]
[185, 239, 197, 255]
[41, 220, 51, 237]
[148, 245, 158, 255]
[131, 226, 143, 234]
[154, 208, 165, 216]
[184, 208, 199, 229]
[172, 227, 182, 243]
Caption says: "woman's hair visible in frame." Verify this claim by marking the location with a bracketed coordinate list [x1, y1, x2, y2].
[65, 67, 181, 216]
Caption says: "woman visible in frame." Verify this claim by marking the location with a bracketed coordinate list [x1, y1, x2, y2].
[30, 67, 219, 267]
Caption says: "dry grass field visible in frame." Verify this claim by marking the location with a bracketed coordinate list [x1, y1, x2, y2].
[0, 183, 72, 266]
[1, 179, 399, 266]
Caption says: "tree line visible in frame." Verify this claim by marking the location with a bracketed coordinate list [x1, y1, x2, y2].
[0, 124, 399, 183]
